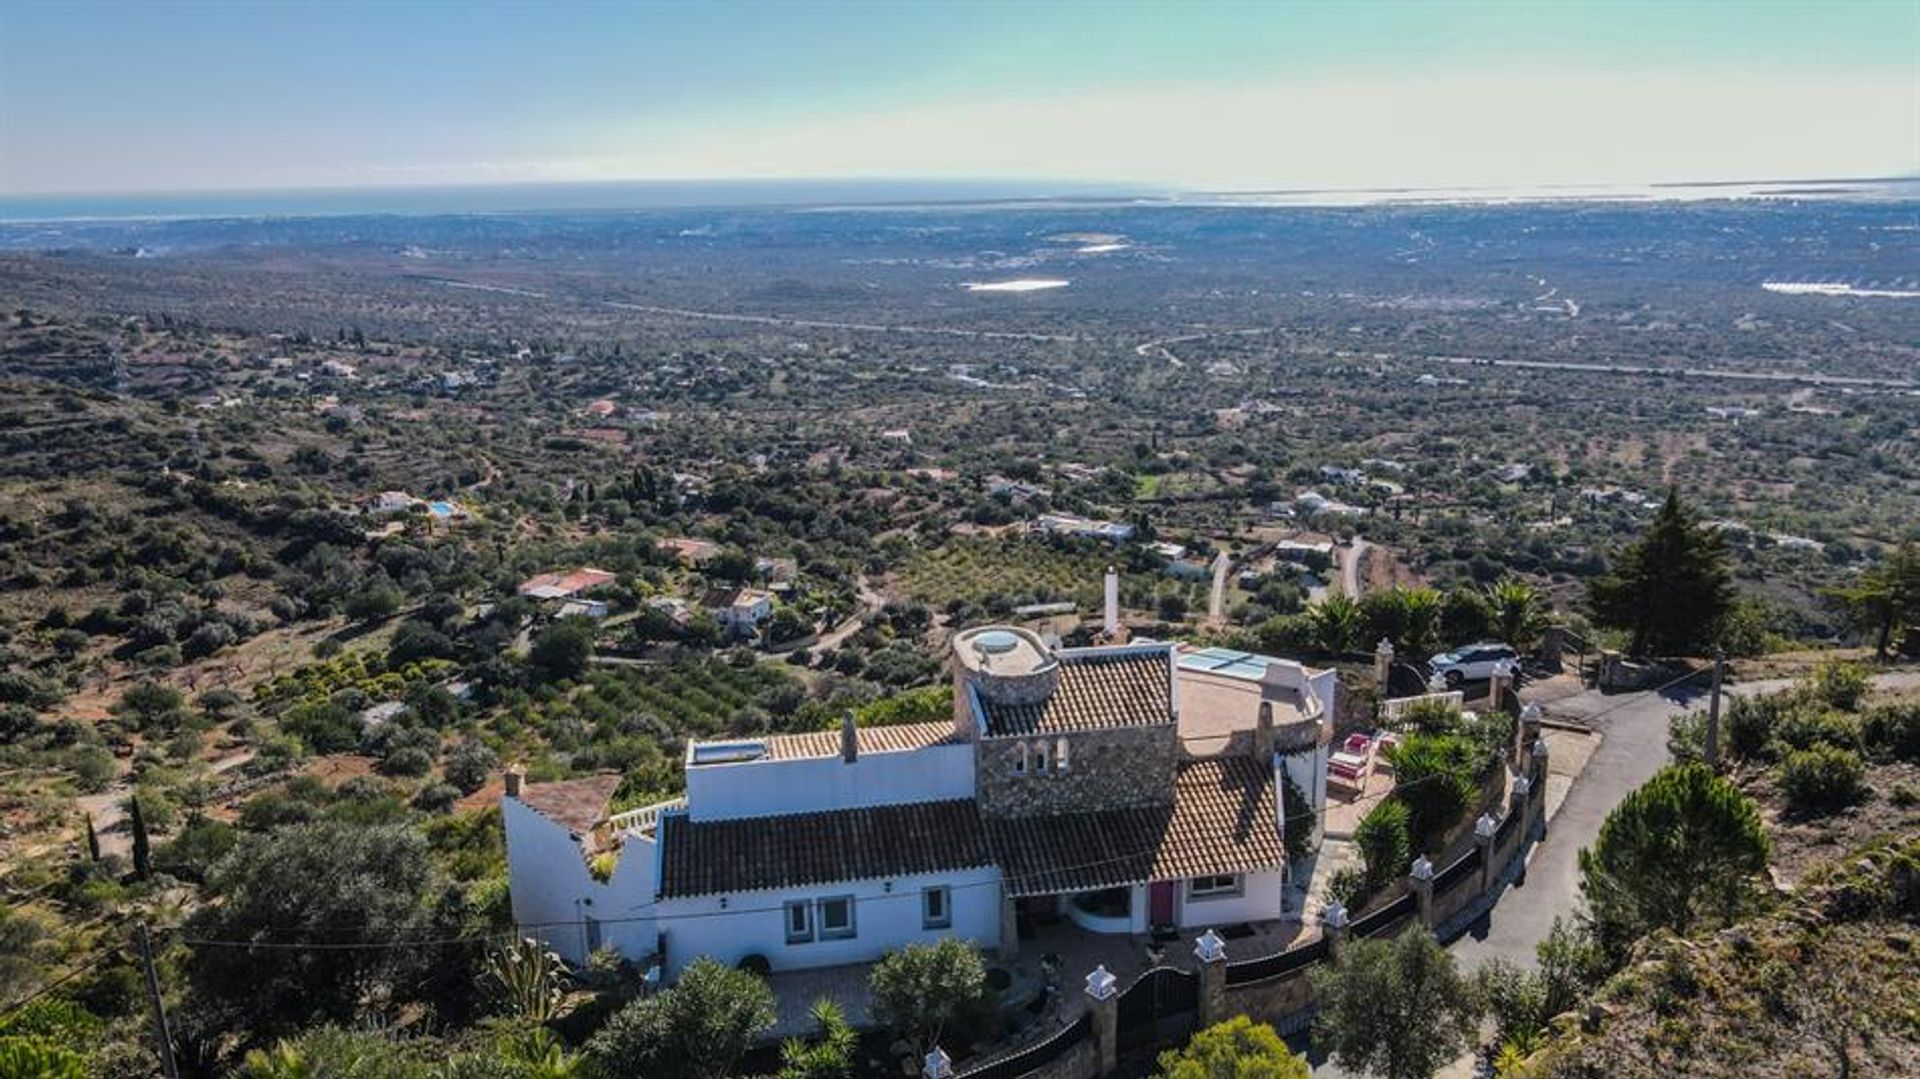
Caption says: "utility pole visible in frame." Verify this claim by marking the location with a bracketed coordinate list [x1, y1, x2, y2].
[136, 923, 180, 1079]
[1705, 650, 1726, 770]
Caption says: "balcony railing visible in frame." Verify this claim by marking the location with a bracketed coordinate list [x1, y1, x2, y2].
[605, 797, 686, 836]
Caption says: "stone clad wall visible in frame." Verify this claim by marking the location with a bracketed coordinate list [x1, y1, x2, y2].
[977, 725, 1177, 818]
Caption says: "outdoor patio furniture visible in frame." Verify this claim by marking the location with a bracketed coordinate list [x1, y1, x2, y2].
[1328, 733, 1373, 786]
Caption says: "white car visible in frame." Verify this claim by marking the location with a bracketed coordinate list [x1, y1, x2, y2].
[1428, 643, 1520, 688]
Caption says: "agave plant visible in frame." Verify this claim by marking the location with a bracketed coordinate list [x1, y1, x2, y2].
[481, 937, 568, 1023]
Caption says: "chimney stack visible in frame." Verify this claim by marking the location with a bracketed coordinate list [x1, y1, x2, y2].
[1254, 701, 1275, 763]
[504, 765, 524, 798]
[1103, 566, 1120, 635]
[841, 711, 859, 764]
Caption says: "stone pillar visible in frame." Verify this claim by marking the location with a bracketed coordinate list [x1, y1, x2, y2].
[1487, 670, 1508, 716]
[1409, 855, 1436, 928]
[1510, 772, 1533, 840]
[503, 765, 524, 799]
[922, 1048, 953, 1079]
[1194, 930, 1227, 1028]
[1529, 737, 1550, 837]
[1474, 812, 1499, 894]
[1374, 638, 1394, 689]
[1321, 900, 1349, 961]
[1086, 965, 1119, 1076]
[1515, 703, 1542, 771]
[998, 885, 1020, 960]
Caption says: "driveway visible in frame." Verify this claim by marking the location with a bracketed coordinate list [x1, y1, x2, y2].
[1450, 667, 1920, 971]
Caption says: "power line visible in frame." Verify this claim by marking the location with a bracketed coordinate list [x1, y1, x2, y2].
[0, 952, 117, 1025]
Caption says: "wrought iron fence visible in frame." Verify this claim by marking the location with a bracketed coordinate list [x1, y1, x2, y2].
[1352, 892, 1416, 938]
[1224, 934, 1328, 987]
[956, 1013, 1091, 1079]
[1434, 846, 1480, 892]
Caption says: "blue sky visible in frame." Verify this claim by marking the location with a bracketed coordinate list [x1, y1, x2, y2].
[1, 1, 1915, 194]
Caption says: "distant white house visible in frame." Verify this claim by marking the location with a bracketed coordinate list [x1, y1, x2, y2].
[502, 626, 1335, 978]
[703, 587, 774, 637]
[1033, 513, 1134, 543]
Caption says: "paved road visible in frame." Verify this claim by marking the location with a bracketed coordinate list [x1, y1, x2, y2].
[1336, 536, 1368, 599]
[1447, 679, 1706, 971]
[1450, 668, 1920, 971]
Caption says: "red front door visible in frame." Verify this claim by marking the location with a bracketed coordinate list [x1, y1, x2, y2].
[1149, 881, 1176, 926]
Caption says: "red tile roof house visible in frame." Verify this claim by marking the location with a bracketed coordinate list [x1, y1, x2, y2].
[501, 626, 1336, 982]
[516, 568, 617, 602]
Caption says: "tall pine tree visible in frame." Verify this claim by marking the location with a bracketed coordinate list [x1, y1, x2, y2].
[1588, 489, 1734, 656]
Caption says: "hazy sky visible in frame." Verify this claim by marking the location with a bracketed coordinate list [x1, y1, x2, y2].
[2, 0, 1915, 195]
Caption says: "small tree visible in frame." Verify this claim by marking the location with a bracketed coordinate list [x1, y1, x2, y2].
[1577, 763, 1769, 958]
[83, 813, 99, 862]
[1824, 541, 1920, 659]
[1309, 929, 1481, 1079]
[868, 938, 991, 1053]
[585, 957, 774, 1079]
[529, 620, 595, 684]
[1155, 1015, 1310, 1079]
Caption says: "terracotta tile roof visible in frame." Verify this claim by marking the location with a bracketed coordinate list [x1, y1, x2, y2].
[657, 798, 993, 898]
[761, 721, 963, 761]
[986, 756, 1282, 897]
[980, 650, 1173, 737]
[515, 774, 621, 834]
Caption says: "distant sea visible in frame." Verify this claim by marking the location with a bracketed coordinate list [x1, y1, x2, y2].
[0, 176, 1914, 223]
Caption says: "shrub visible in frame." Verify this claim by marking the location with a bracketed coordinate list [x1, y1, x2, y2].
[1773, 709, 1862, 755]
[1803, 660, 1871, 712]
[1778, 745, 1866, 817]
[585, 958, 774, 1079]
[737, 954, 771, 977]
[1861, 703, 1920, 762]
[1354, 799, 1411, 890]
[1726, 692, 1792, 761]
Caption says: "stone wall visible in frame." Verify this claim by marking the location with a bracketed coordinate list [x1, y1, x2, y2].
[976, 725, 1178, 818]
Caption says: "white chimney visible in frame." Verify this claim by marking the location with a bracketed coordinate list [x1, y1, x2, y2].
[503, 765, 524, 798]
[1103, 566, 1120, 634]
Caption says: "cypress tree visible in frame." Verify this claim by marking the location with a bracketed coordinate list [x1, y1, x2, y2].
[84, 812, 100, 862]
[129, 796, 151, 879]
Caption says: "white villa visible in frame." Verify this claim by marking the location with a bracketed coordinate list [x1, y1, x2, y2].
[502, 619, 1334, 979]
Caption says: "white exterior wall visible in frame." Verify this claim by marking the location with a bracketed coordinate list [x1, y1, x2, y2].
[1175, 869, 1287, 928]
[501, 797, 659, 965]
[656, 864, 1003, 977]
[684, 744, 976, 821]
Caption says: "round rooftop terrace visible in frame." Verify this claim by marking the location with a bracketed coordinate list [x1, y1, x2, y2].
[952, 624, 1057, 678]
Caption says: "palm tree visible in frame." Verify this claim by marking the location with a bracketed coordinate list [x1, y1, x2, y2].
[1307, 595, 1362, 656]
[1486, 578, 1547, 652]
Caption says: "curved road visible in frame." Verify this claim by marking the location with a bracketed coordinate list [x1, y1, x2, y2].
[1450, 669, 1920, 972]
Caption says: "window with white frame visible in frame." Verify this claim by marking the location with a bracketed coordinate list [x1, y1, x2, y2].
[785, 900, 813, 943]
[1054, 737, 1071, 773]
[817, 896, 856, 940]
[922, 886, 951, 929]
[1188, 874, 1243, 899]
